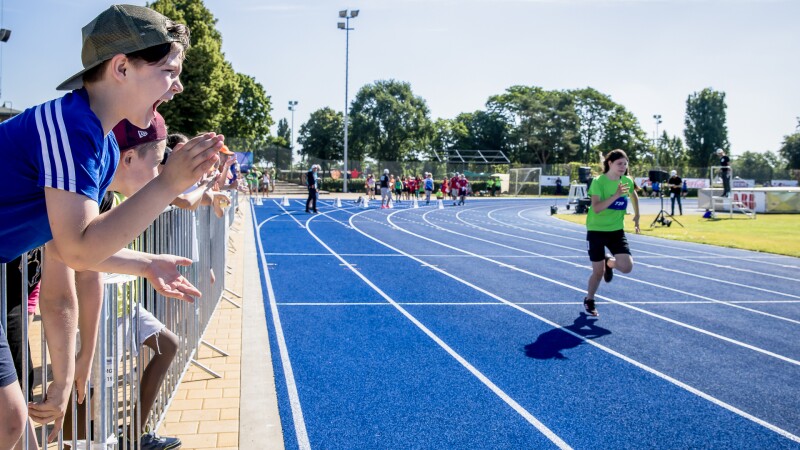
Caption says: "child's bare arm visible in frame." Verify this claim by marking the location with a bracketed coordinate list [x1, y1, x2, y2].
[29, 246, 77, 437]
[74, 269, 103, 404]
[45, 133, 222, 271]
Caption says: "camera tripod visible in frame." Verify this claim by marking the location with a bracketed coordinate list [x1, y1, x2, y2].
[650, 190, 684, 228]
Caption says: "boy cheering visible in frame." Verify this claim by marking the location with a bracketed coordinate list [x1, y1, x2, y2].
[0, 5, 222, 445]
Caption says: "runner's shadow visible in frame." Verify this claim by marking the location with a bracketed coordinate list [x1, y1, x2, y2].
[524, 313, 611, 360]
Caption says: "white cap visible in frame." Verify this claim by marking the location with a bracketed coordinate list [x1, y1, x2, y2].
[716, 149, 724, 155]
[670, 170, 677, 176]
[384, 168, 389, 174]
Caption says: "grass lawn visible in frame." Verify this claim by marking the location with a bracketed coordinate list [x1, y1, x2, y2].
[554, 213, 800, 258]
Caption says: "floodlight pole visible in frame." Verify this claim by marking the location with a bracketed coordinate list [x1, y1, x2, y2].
[288, 100, 298, 162]
[338, 10, 358, 192]
[653, 114, 662, 168]
[0, 0, 10, 100]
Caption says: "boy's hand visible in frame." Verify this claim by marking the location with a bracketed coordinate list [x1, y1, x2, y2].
[162, 132, 224, 193]
[74, 350, 94, 405]
[143, 254, 201, 302]
[28, 381, 71, 442]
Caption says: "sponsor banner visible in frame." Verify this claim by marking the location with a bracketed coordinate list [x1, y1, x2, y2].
[732, 178, 756, 188]
[732, 191, 766, 213]
[541, 176, 570, 187]
[768, 179, 799, 187]
[635, 177, 709, 189]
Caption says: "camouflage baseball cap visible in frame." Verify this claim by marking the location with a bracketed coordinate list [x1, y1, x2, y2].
[57, 4, 183, 91]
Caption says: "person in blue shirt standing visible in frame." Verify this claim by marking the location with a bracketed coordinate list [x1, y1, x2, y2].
[0, 5, 222, 445]
[424, 172, 434, 205]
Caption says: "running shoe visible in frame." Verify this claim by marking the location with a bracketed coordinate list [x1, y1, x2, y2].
[603, 254, 614, 283]
[584, 297, 598, 317]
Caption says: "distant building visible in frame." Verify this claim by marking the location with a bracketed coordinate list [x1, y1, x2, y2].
[0, 104, 21, 122]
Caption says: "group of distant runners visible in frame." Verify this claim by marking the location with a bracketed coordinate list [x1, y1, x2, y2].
[372, 170, 475, 209]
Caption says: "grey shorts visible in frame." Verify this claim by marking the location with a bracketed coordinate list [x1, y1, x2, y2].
[116, 303, 166, 358]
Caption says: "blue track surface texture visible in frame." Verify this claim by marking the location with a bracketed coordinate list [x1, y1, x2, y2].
[251, 197, 800, 449]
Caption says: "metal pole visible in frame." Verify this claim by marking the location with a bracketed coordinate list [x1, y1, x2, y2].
[291, 108, 295, 159]
[343, 16, 350, 193]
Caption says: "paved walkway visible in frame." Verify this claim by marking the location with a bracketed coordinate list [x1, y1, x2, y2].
[157, 202, 282, 449]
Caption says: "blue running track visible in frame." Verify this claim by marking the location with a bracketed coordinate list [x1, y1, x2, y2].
[250, 197, 800, 449]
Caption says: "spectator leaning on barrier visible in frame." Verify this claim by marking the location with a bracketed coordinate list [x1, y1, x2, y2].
[164, 132, 228, 216]
[62, 112, 182, 449]
[0, 5, 221, 445]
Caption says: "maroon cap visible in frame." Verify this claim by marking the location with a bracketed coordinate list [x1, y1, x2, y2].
[112, 112, 167, 151]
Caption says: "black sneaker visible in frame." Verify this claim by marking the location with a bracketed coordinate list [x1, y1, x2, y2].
[584, 297, 599, 317]
[140, 432, 182, 450]
[603, 254, 614, 283]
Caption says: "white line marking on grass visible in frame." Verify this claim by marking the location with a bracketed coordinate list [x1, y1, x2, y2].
[349, 209, 800, 444]
[302, 214, 572, 449]
[252, 202, 311, 450]
[396, 208, 800, 363]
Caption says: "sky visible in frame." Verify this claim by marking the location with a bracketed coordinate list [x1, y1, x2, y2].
[1, 0, 798, 158]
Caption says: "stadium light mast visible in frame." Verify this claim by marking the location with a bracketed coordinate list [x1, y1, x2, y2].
[338, 9, 358, 193]
[288, 100, 298, 161]
[653, 114, 662, 167]
[0, 0, 11, 100]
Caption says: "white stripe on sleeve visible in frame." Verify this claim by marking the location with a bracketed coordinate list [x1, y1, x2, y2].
[43, 101, 65, 190]
[54, 98, 77, 192]
[34, 104, 53, 187]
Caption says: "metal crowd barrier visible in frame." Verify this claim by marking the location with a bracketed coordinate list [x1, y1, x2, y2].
[0, 191, 237, 449]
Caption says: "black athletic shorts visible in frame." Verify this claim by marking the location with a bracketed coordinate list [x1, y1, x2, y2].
[586, 229, 631, 262]
[0, 325, 18, 388]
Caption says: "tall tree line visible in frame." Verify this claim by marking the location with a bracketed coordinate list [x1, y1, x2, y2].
[148, 0, 274, 157]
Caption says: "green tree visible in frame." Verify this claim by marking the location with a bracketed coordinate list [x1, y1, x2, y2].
[570, 87, 616, 162]
[732, 151, 779, 184]
[654, 132, 687, 170]
[276, 118, 291, 148]
[297, 108, 344, 167]
[431, 118, 468, 155]
[220, 73, 273, 143]
[149, 0, 242, 135]
[684, 88, 730, 169]
[779, 119, 800, 170]
[596, 106, 649, 164]
[349, 80, 433, 163]
[453, 111, 508, 151]
[487, 86, 579, 165]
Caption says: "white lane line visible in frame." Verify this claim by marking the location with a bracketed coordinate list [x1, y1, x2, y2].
[302, 213, 572, 449]
[276, 300, 800, 306]
[348, 209, 800, 444]
[252, 203, 311, 449]
[434, 207, 800, 322]
[513, 206, 800, 270]
[392, 208, 800, 364]
[469, 204, 800, 283]
[262, 252, 794, 260]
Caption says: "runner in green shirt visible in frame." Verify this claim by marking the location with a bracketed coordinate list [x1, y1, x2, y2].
[583, 149, 640, 317]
